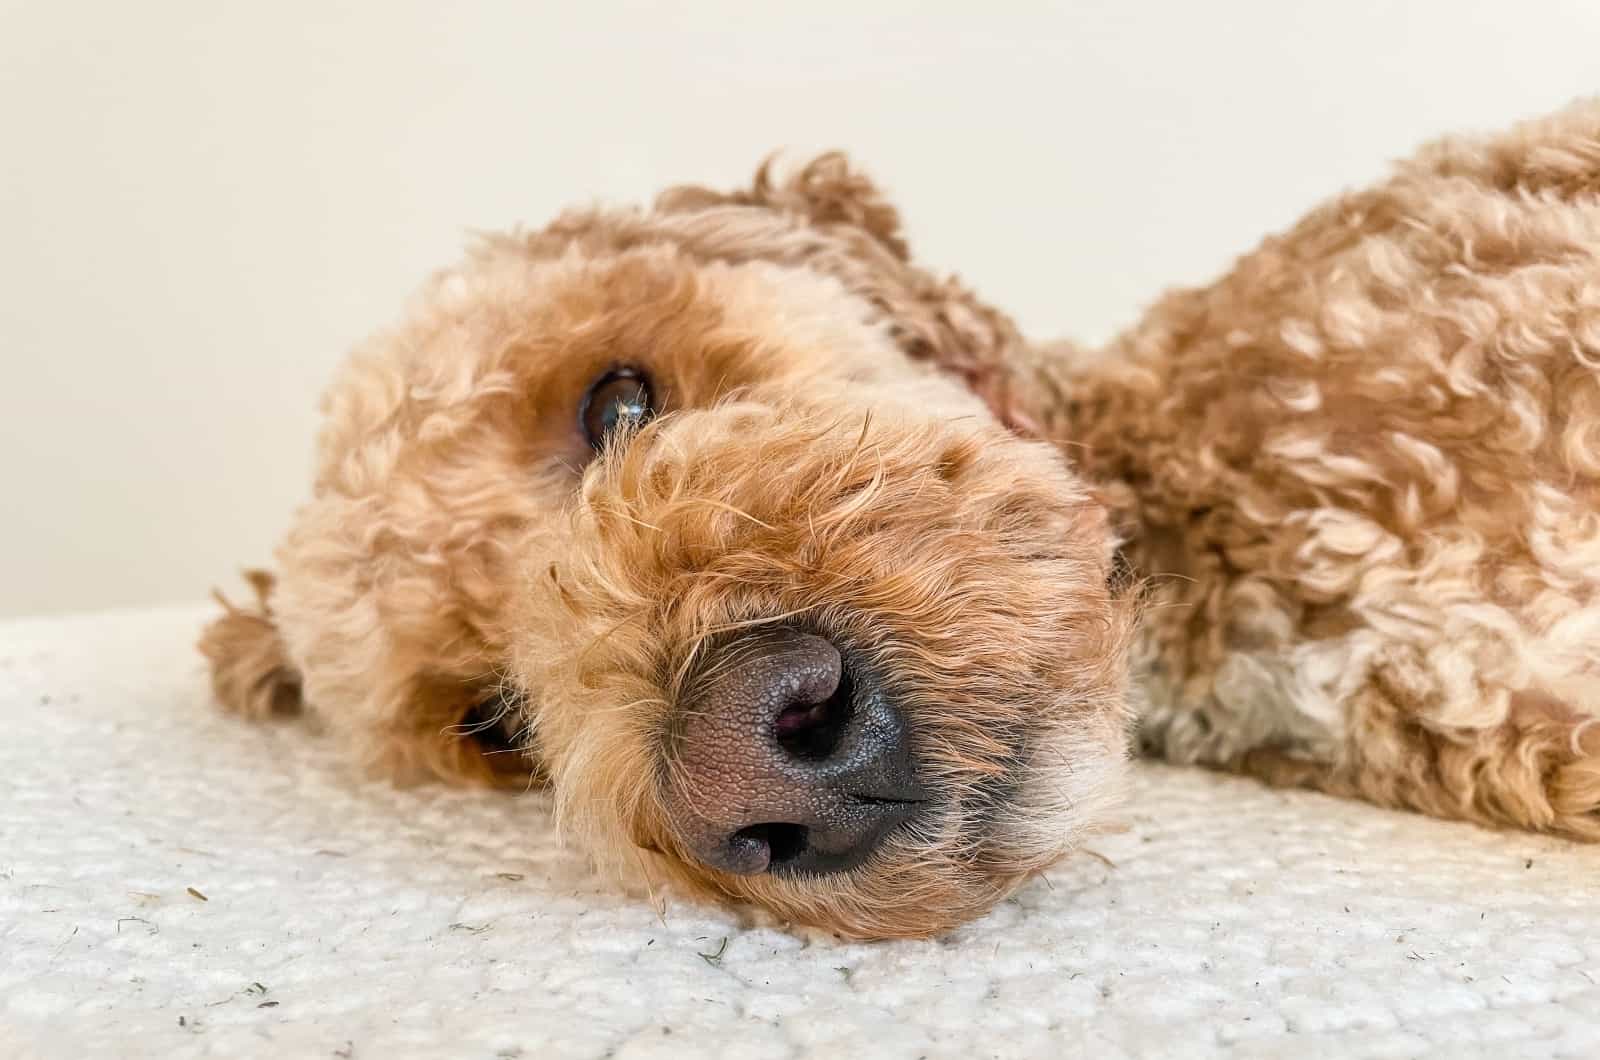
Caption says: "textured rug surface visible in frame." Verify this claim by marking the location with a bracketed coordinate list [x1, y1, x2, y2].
[2, 605, 1598, 1059]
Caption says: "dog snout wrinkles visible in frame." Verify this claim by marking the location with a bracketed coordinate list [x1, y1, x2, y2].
[666, 627, 924, 877]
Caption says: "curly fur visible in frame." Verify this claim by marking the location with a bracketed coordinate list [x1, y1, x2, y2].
[202, 101, 1600, 938]
[198, 570, 302, 719]
[1007, 99, 1600, 841]
[202, 159, 1132, 938]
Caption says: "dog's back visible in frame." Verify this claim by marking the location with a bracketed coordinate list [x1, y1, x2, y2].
[1048, 99, 1600, 838]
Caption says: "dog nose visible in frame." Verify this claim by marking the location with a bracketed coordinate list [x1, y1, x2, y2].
[665, 628, 924, 877]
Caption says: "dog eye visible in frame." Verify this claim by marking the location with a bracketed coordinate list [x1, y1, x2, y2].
[459, 688, 524, 754]
[580, 368, 654, 449]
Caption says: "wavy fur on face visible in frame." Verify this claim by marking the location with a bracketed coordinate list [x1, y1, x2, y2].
[515, 398, 1126, 936]
[200, 157, 1132, 938]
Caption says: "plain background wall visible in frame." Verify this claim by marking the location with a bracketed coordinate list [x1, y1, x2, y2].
[3, 1, 1598, 618]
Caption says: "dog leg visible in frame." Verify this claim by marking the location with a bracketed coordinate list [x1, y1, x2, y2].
[1237, 680, 1600, 841]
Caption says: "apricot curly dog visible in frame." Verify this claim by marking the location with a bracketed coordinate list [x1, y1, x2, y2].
[203, 100, 1600, 938]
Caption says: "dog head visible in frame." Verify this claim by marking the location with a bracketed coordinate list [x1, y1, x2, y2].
[204, 156, 1133, 938]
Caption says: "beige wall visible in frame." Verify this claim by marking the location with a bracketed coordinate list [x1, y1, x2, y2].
[3, 1, 1597, 617]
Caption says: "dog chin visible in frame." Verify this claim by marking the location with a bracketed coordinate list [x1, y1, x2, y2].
[983, 715, 1130, 872]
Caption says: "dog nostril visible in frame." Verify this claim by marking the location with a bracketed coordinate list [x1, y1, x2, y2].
[730, 822, 810, 871]
[773, 670, 854, 761]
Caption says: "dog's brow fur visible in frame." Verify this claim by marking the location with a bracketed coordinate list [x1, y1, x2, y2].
[202, 104, 1600, 938]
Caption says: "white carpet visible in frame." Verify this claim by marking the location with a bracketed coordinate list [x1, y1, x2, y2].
[2, 606, 1598, 1059]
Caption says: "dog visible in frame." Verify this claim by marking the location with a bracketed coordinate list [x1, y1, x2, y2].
[202, 100, 1600, 939]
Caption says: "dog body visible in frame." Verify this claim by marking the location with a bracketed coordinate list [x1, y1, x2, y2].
[204, 102, 1600, 937]
[1032, 101, 1600, 839]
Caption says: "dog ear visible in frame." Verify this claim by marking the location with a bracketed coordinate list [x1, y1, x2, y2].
[656, 151, 911, 260]
[656, 154, 1042, 434]
[198, 569, 304, 718]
